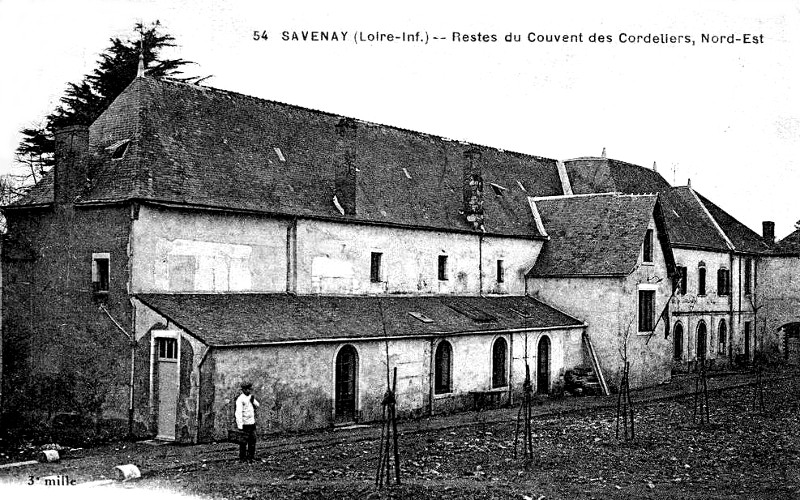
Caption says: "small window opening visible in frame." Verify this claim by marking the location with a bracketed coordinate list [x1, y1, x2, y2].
[438, 255, 449, 281]
[496, 259, 505, 283]
[717, 269, 730, 296]
[698, 263, 706, 296]
[675, 266, 688, 295]
[744, 258, 752, 295]
[638, 290, 655, 332]
[157, 338, 178, 360]
[92, 253, 110, 295]
[370, 252, 383, 283]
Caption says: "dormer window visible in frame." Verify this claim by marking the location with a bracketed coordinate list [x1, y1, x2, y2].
[643, 229, 653, 263]
[107, 140, 130, 160]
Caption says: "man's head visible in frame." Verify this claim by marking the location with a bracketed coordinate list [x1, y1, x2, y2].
[241, 382, 253, 395]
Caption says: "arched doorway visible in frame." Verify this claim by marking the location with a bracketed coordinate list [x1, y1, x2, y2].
[434, 341, 453, 394]
[492, 337, 508, 388]
[697, 322, 707, 361]
[673, 322, 684, 360]
[335, 345, 358, 421]
[537, 336, 550, 394]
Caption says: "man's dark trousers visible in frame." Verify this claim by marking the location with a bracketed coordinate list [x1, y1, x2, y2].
[239, 424, 256, 460]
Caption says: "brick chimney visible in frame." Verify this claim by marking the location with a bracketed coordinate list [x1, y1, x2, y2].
[463, 148, 485, 231]
[54, 125, 90, 204]
[334, 118, 357, 215]
[762, 221, 775, 245]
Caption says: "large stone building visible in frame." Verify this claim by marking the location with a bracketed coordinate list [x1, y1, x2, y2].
[0, 75, 783, 443]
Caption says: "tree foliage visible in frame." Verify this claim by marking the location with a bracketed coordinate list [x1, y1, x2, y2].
[10, 21, 199, 190]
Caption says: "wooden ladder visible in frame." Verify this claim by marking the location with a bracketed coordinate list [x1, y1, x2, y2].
[583, 333, 610, 396]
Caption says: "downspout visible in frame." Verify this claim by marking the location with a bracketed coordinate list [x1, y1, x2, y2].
[729, 252, 734, 361]
[100, 303, 136, 439]
[508, 333, 514, 406]
[428, 338, 435, 416]
[286, 217, 298, 294]
[738, 255, 742, 356]
[196, 346, 211, 442]
[478, 233, 484, 296]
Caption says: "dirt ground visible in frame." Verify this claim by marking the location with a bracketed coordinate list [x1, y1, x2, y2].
[3, 373, 799, 499]
[141, 376, 800, 499]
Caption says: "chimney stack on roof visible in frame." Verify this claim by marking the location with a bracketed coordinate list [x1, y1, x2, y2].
[601, 147, 607, 158]
[762, 221, 775, 245]
[463, 148, 485, 231]
[54, 125, 90, 204]
[334, 117, 358, 216]
[652, 161, 657, 172]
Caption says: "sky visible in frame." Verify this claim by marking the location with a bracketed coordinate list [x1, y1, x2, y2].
[1, 0, 798, 238]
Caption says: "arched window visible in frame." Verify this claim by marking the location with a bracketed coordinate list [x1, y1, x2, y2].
[718, 320, 727, 355]
[674, 322, 684, 360]
[697, 321, 708, 361]
[697, 262, 707, 296]
[491, 338, 508, 388]
[434, 341, 453, 394]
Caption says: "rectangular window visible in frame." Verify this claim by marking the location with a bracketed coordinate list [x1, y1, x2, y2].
[698, 266, 706, 296]
[92, 253, 110, 294]
[370, 252, 382, 283]
[717, 269, 730, 296]
[638, 290, 655, 332]
[744, 258, 752, 295]
[496, 259, 504, 283]
[643, 229, 653, 263]
[156, 338, 178, 360]
[676, 266, 688, 295]
[438, 255, 448, 281]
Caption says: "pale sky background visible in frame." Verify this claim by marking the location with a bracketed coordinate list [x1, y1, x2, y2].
[1, 0, 798, 238]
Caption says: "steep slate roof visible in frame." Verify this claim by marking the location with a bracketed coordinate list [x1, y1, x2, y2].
[695, 192, 770, 254]
[528, 193, 660, 277]
[773, 228, 800, 255]
[564, 157, 768, 254]
[13, 77, 566, 238]
[135, 294, 584, 346]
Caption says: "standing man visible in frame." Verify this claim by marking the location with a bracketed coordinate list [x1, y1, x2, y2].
[235, 381, 260, 462]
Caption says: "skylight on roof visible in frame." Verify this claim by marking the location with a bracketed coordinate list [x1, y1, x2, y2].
[274, 147, 286, 162]
[402, 167, 412, 179]
[516, 180, 527, 192]
[408, 311, 434, 323]
[490, 183, 507, 196]
[445, 300, 497, 323]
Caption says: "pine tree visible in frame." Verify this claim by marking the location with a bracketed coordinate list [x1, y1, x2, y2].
[11, 21, 199, 188]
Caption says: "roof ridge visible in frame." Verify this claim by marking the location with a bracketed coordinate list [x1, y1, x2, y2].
[150, 76, 557, 164]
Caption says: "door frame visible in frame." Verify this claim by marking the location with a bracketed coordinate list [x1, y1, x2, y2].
[536, 335, 551, 394]
[151, 330, 181, 440]
[332, 344, 360, 422]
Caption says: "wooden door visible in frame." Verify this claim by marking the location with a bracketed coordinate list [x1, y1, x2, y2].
[335, 345, 358, 421]
[156, 338, 179, 440]
[537, 336, 550, 394]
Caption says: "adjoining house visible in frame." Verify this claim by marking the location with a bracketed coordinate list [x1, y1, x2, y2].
[759, 227, 800, 363]
[0, 74, 781, 443]
[526, 192, 675, 389]
[561, 157, 772, 370]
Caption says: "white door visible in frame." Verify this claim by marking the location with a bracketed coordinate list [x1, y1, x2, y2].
[156, 338, 179, 440]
